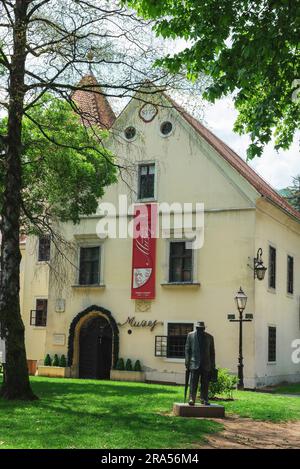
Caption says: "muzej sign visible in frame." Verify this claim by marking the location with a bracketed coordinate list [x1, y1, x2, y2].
[131, 204, 157, 300]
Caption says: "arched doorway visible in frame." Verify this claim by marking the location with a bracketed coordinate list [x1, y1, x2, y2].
[67, 305, 119, 379]
[79, 316, 112, 379]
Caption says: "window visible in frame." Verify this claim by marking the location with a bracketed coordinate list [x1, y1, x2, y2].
[124, 126, 136, 141]
[167, 323, 194, 358]
[79, 247, 100, 285]
[138, 163, 155, 200]
[287, 255, 294, 294]
[268, 246, 276, 289]
[268, 326, 276, 362]
[155, 323, 193, 359]
[30, 299, 48, 327]
[160, 121, 173, 136]
[38, 235, 51, 262]
[169, 241, 193, 283]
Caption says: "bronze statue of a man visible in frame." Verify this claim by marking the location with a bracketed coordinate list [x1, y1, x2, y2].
[185, 321, 216, 406]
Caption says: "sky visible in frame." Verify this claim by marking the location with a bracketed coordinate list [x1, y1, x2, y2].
[202, 96, 299, 191]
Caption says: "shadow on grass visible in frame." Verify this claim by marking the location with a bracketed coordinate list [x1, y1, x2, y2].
[30, 377, 177, 396]
[0, 377, 222, 449]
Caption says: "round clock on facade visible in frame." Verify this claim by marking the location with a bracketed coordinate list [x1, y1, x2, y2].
[139, 103, 158, 122]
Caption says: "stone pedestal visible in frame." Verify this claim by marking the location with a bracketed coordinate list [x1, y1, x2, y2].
[173, 403, 225, 418]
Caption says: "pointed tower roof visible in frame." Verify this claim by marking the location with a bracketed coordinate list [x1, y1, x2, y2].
[72, 74, 116, 130]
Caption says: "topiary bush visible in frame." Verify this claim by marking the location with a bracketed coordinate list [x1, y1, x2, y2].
[115, 358, 125, 370]
[59, 354, 67, 367]
[209, 368, 238, 400]
[125, 359, 133, 371]
[134, 360, 142, 372]
[44, 354, 52, 366]
[52, 354, 59, 367]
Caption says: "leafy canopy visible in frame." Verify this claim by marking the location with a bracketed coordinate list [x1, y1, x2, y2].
[0, 94, 117, 230]
[125, 0, 300, 159]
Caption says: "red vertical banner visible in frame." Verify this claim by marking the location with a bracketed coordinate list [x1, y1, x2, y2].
[131, 204, 157, 300]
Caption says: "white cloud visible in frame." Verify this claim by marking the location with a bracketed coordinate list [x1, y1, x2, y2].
[204, 97, 300, 189]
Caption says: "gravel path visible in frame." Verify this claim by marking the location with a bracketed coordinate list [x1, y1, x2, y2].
[200, 415, 300, 449]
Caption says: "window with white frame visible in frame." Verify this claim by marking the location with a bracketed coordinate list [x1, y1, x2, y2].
[287, 255, 294, 295]
[155, 322, 194, 359]
[169, 241, 193, 283]
[30, 299, 48, 327]
[268, 326, 276, 362]
[79, 246, 101, 285]
[268, 246, 276, 289]
[38, 235, 51, 262]
[138, 163, 155, 200]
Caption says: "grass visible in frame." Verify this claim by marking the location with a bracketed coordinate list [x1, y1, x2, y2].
[0, 376, 299, 449]
[217, 390, 300, 422]
[271, 383, 300, 395]
[0, 376, 221, 449]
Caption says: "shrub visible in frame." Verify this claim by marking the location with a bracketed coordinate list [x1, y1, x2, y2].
[134, 360, 142, 372]
[209, 368, 238, 400]
[125, 359, 133, 371]
[44, 354, 52, 366]
[115, 358, 125, 370]
[52, 354, 59, 367]
[60, 354, 67, 367]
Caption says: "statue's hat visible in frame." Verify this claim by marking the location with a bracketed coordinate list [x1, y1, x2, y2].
[196, 321, 206, 329]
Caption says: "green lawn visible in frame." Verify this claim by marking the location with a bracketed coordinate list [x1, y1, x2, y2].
[272, 383, 300, 395]
[0, 377, 221, 449]
[218, 391, 300, 422]
[0, 376, 299, 449]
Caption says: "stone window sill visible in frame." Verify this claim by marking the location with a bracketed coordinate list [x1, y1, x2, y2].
[161, 282, 201, 287]
[71, 284, 106, 289]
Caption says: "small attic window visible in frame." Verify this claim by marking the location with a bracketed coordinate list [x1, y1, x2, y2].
[160, 121, 173, 137]
[124, 126, 136, 141]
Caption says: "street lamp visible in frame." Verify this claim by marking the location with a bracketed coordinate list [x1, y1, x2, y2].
[235, 286, 248, 312]
[248, 248, 267, 280]
[228, 287, 252, 390]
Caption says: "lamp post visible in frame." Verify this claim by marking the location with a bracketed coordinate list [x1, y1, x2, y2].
[228, 287, 252, 390]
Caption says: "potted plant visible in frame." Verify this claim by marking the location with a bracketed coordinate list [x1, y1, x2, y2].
[37, 354, 71, 378]
[110, 358, 146, 382]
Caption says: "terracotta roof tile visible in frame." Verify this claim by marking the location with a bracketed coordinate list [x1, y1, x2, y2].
[72, 75, 116, 130]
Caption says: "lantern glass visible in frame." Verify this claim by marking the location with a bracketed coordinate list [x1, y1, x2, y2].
[256, 264, 267, 281]
[235, 287, 248, 312]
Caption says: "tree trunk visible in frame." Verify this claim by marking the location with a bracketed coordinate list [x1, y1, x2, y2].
[0, 1, 36, 400]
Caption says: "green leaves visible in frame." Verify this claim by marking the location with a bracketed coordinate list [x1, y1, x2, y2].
[0, 94, 117, 230]
[126, 0, 300, 158]
[284, 175, 300, 212]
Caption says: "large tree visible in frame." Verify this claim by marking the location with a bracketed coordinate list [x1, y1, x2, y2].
[0, 0, 177, 400]
[126, 0, 300, 159]
[0, 93, 117, 399]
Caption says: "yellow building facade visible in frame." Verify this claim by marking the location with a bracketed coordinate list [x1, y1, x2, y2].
[20, 79, 300, 387]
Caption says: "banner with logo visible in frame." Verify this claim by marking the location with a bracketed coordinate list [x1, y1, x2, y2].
[131, 204, 157, 300]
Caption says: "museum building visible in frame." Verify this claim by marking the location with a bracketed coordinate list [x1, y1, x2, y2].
[20, 75, 300, 388]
